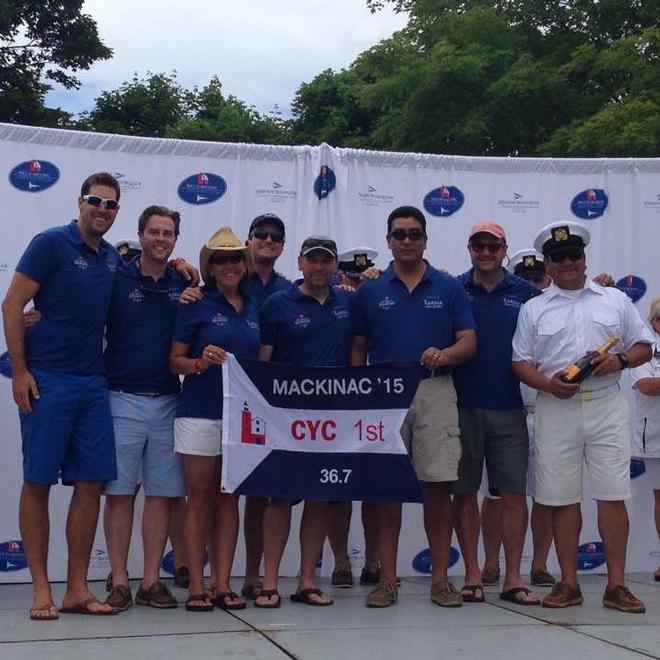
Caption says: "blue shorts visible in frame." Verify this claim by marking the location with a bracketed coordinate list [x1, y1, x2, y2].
[104, 392, 185, 497]
[20, 369, 116, 485]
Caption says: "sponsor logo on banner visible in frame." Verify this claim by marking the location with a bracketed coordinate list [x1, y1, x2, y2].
[616, 275, 647, 303]
[89, 548, 110, 571]
[423, 185, 464, 217]
[577, 541, 606, 570]
[314, 165, 336, 200]
[630, 458, 646, 479]
[642, 193, 660, 214]
[161, 549, 208, 575]
[571, 188, 608, 219]
[256, 181, 297, 204]
[358, 185, 394, 208]
[497, 192, 541, 213]
[0, 352, 12, 378]
[0, 540, 27, 572]
[221, 356, 423, 501]
[178, 172, 227, 205]
[412, 546, 460, 573]
[9, 160, 60, 192]
[113, 172, 142, 190]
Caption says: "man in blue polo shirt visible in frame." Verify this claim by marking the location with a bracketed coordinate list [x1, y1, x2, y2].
[255, 235, 352, 608]
[102, 206, 187, 612]
[451, 221, 540, 606]
[351, 206, 477, 608]
[2, 172, 122, 619]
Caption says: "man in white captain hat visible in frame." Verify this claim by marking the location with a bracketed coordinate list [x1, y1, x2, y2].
[512, 221, 653, 612]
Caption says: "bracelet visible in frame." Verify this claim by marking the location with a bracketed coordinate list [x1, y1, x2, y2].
[193, 358, 202, 374]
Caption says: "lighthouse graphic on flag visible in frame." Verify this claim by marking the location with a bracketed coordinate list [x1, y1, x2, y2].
[241, 402, 266, 445]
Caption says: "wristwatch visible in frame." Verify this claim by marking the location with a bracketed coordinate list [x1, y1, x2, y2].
[617, 352, 630, 369]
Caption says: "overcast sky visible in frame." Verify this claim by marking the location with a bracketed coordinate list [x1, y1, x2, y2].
[46, 0, 408, 118]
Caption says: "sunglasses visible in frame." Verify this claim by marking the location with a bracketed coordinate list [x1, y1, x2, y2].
[469, 241, 505, 253]
[548, 248, 584, 263]
[251, 230, 284, 243]
[82, 194, 120, 210]
[210, 253, 244, 265]
[389, 229, 426, 242]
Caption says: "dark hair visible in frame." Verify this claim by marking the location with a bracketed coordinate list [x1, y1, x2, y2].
[80, 172, 121, 201]
[137, 205, 181, 237]
[387, 205, 426, 234]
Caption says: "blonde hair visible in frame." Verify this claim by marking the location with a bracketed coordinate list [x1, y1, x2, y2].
[649, 297, 660, 322]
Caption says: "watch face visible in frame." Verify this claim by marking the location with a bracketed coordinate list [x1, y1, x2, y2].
[618, 353, 629, 368]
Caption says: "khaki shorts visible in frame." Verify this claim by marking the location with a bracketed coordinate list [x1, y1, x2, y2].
[400, 375, 461, 483]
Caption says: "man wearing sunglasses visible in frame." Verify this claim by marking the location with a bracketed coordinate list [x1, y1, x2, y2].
[451, 221, 542, 606]
[512, 221, 653, 612]
[2, 172, 123, 619]
[351, 206, 477, 608]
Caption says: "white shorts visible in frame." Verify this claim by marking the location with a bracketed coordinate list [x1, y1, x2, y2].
[534, 387, 631, 506]
[174, 417, 222, 456]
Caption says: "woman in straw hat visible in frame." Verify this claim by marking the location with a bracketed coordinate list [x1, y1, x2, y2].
[170, 227, 260, 611]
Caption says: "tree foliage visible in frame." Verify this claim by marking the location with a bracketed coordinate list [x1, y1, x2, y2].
[0, 0, 111, 125]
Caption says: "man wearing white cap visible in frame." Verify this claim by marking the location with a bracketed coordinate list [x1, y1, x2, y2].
[512, 221, 654, 612]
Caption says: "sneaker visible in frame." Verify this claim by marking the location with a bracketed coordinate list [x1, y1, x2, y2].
[431, 582, 463, 608]
[603, 585, 646, 613]
[530, 568, 557, 587]
[135, 580, 178, 609]
[542, 581, 583, 608]
[360, 567, 380, 585]
[331, 569, 354, 588]
[366, 581, 398, 608]
[105, 584, 133, 611]
[481, 566, 500, 585]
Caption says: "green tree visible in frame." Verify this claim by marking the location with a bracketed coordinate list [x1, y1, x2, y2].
[0, 0, 111, 125]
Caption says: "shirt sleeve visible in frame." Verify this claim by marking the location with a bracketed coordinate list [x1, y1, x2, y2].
[450, 279, 476, 332]
[350, 286, 370, 337]
[259, 297, 280, 346]
[15, 232, 58, 285]
[172, 303, 201, 344]
[630, 359, 654, 389]
[512, 300, 536, 363]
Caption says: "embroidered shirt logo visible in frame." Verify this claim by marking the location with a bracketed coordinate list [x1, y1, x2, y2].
[378, 296, 396, 310]
[294, 314, 311, 328]
[128, 288, 145, 303]
[423, 297, 444, 309]
[74, 256, 89, 270]
[212, 313, 228, 326]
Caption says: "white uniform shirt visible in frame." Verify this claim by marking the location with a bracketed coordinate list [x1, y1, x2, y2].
[512, 279, 654, 391]
[630, 332, 660, 457]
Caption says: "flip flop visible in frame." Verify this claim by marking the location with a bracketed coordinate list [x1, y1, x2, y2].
[29, 604, 59, 621]
[461, 584, 485, 603]
[499, 587, 540, 606]
[212, 591, 247, 610]
[290, 588, 334, 606]
[254, 588, 281, 609]
[60, 597, 118, 615]
[185, 593, 214, 612]
[240, 582, 263, 600]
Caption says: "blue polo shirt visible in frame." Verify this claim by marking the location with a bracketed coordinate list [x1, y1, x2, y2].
[351, 262, 475, 365]
[244, 270, 291, 308]
[105, 258, 185, 395]
[453, 268, 538, 409]
[172, 288, 260, 419]
[16, 220, 119, 376]
[260, 282, 352, 367]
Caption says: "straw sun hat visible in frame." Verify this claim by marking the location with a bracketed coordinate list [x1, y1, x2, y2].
[199, 226, 253, 283]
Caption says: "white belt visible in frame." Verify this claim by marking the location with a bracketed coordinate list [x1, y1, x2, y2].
[578, 382, 620, 402]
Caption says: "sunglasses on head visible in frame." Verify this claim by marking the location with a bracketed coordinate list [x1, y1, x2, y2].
[251, 229, 284, 243]
[82, 194, 119, 210]
[469, 241, 505, 253]
[548, 248, 584, 263]
[389, 228, 426, 242]
[210, 253, 244, 265]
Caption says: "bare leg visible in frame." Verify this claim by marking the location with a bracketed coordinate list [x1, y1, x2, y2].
[20, 481, 56, 616]
[530, 499, 554, 573]
[500, 493, 537, 598]
[452, 492, 481, 585]
[480, 497, 502, 574]
[361, 501, 380, 574]
[327, 501, 352, 573]
[255, 499, 292, 607]
[421, 482, 453, 586]
[297, 500, 332, 603]
[62, 481, 114, 613]
[213, 487, 243, 608]
[377, 501, 402, 584]
[597, 499, 629, 589]
[168, 497, 188, 571]
[103, 494, 134, 587]
[242, 496, 266, 592]
[553, 503, 581, 588]
[142, 496, 170, 588]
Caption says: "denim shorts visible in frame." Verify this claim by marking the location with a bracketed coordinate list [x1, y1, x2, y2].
[104, 392, 185, 497]
[20, 368, 116, 485]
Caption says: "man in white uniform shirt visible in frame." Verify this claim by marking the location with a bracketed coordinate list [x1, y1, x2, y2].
[511, 221, 653, 613]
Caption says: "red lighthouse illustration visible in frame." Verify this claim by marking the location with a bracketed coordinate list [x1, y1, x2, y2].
[241, 402, 266, 445]
[197, 172, 209, 185]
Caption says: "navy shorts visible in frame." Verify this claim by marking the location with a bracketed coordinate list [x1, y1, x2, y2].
[20, 368, 116, 484]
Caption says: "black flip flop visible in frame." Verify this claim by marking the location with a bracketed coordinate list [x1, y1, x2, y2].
[499, 587, 540, 606]
[254, 588, 281, 609]
[212, 591, 247, 610]
[290, 588, 334, 606]
[185, 593, 214, 612]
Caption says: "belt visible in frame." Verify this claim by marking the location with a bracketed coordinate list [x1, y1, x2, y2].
[420, 368, 451, 380]
[115, 390, 169, 398]
[578, 382, 620, 402]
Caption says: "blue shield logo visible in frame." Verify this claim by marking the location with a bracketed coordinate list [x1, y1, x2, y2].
[616, 275, 647, 303]
[577, 541, 606, 570]
[314, 166, 336, 200]
[0, 352, 11, 378]
[423, 185, 465, 217]
[161, 549, 208, 575]
[177, 172, 227, 205]
[0, 540, 28, 572]
[412, 546, 460, 573]
[570, 188, 608, 220]
[9, 160, 60, 192]
[630, 458, 646, 479]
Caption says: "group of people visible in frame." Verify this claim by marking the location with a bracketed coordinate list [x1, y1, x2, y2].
[2, 171, 658, 621]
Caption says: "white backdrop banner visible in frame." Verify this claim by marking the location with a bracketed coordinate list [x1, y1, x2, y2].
[0, 123, 659, 583]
